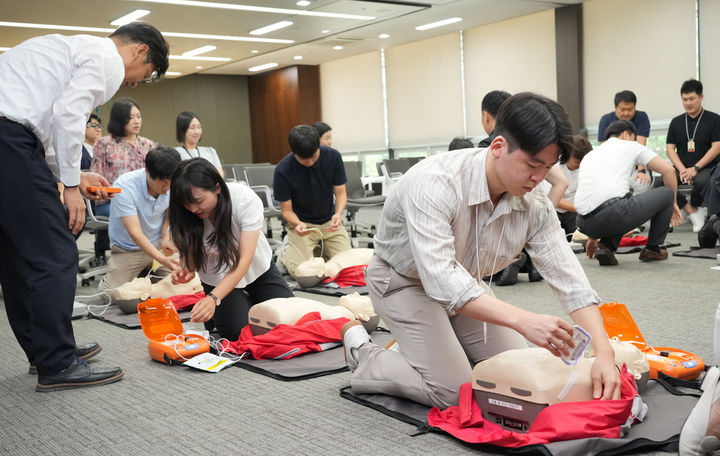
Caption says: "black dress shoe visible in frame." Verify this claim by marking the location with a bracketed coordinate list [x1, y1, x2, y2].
[36, 358, 123, 392]
[527, 261, 544, 282]
[28, 342, 102, 374]
[595, 242, 619, 266]
[698, 214, 719, 248]
[493, 253, 527, 286]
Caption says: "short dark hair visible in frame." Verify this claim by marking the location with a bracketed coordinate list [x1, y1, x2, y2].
[288, 125, 320, 159]
[448, 137, 474, 151]
[481, 90, 512, 118]
[312, 121, 332, 138]
[493, 92, 573, 164]
[605, 119, 636, 139]
[109, 22, 170, 78]
[107, 98, 140, 138]
[87, 112, 100, 123]
[571, 135, 592, 160]
[176, 111, 199, 143]
[614, 90, 637, 107]
[681, 79, 703, 96]
[145, 145, 181, 180]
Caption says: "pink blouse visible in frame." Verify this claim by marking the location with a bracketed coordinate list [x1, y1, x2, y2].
[90, 135, 156, 194]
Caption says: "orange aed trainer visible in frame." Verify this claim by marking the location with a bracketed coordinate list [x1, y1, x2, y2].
[138, 298, 209, 365]
[599, 302, 704, 381]
[87, 186, 121, 193]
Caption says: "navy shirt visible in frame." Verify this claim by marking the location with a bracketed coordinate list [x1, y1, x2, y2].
[666, 109, 720, 168]
[273, 146, 347, 224]
[597, 110, 651, 141]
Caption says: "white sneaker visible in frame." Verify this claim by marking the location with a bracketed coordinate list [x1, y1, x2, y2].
[341, 320, 370, 372]
[689, 208, 708, 233]
[680, 366, 720, 455]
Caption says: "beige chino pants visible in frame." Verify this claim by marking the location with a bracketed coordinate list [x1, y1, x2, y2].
[281, 220, 351, 278]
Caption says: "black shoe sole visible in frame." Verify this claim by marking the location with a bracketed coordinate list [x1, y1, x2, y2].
[495, 264, 520, 286]
[36, 371, 123, 392]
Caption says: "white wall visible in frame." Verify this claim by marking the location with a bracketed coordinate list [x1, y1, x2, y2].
[699, 0, 720, 111]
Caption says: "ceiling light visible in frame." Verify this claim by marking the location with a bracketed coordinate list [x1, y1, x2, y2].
[0, 47, 10, 52]
[378, 33, 389, 39]
[333, 45, 343, 50]
[170, 55, 231, 61]
[135, 0, 375, 20]
[415, 17, 462, 31]
[249, 62, 279, 72]
[250, 21, 293, 36]
[296, 0, 311, 6]
[182, 45, 216, 56]
[195, 65, 203, 69]
[0, 21, 293, 44]
[321, 30, 330, 34]
[110, 9, 151, 26]
[293, 55, 303, 60]
[166, 71, 182, 76]
[251, 50, 259, 54]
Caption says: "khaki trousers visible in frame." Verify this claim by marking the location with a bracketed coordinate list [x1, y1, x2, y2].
[281, 220, 351, 277]
[351, 256, 527, 409]
[102, 245, 171, 295]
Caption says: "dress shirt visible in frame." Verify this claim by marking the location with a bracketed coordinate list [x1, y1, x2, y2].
[373, 148, 600, 315]
[0, 34, 124, 186]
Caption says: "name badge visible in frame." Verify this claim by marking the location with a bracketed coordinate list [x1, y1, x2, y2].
[688, 140, 696, 153]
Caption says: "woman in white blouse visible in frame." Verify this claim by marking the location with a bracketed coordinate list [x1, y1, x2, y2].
[175, 111, 224, 177]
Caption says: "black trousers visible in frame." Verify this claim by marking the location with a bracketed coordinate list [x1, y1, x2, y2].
[202, 262, 293, 341]
[0, 119, 77, 375]
[555, 210, 577, 236]
[577, 186, 674, 251]
[676, 167, 712, 208]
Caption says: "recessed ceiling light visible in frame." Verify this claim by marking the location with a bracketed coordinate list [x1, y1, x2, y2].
[296, 0, 311, 6]
[110, 9, 151, 26]
[378, 33, 389, 39]
[182, 45, 216, 57]
[333, 45, 343, 50]
[293, 55, 303, 60]
[251, 50, 259, 54]
[249, 62, 279, 72]
[0, 21, 294, 43]
[195, 65, 203, 69]
[250, 21, 293, 36]
[135, 0, 375, 20]
[321, 30, 330, 34]
[166, 71, 182, 76]
[415, 17, 463, 31]
[170, 55, 231, 61]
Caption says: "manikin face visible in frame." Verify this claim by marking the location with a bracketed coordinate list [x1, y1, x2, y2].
[319, 130, 332, 147]
[294, 149, 320, 167]
[492, 137, 560, 196]
[682, 92, 704, 117]
[124, 106, 142, 137]
[185, 117, 203, 145]
[184, 185, 220, 219]
[146, 174, 171, 198]
[614, 101, 636, 121]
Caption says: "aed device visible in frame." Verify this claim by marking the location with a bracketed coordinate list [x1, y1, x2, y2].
[138, 298, 209, 365]
[599, 302, 704, 381]
[87, 186, 121, 193]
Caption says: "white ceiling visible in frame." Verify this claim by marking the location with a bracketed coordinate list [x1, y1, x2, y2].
[0, 0, 584, 78]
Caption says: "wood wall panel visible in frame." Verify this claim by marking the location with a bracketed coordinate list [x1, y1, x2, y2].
[248, 65, 321, 164]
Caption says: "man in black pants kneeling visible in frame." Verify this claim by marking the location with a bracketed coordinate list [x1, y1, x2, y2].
[575, 120, 682, 265]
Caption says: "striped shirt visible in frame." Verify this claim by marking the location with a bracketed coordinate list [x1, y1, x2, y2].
[373, 148, 601, 315]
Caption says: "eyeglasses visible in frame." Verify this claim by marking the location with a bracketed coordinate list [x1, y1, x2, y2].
[138, 70, 162, 85]
[86, 122, 102, 128]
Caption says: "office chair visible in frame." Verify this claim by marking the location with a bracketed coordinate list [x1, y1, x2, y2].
[242, 164, 284, 241]
[343, 161, 385, 238]
[77, 198, 109, 287]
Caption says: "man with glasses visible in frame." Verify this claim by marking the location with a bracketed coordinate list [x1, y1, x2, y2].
[82, 113, 103, 170]
[0, 22, 169, 392]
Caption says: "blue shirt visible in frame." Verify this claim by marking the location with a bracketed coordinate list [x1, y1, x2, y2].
[273, 146, 346, 224]
[597, 110, 651, 141]
[109, 168, 169, 251]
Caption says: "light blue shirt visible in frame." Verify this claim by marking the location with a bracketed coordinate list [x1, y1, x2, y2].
[109, 169, 169, 251]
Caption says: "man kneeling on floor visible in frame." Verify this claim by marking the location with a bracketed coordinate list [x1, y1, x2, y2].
[342, 93, 621, 409]
[102, 146, 182, 292]
[575, 120, 682, 266]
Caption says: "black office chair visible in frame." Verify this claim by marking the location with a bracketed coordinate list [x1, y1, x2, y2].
[343, 160, 385, 238]
[77, 198, 109, 287]
[242, 164, 284, 241]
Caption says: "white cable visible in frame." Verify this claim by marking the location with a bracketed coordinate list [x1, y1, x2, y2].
[475, 205, 506, 344]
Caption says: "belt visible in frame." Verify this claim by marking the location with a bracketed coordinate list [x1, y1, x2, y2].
[581, 193, 631, 218]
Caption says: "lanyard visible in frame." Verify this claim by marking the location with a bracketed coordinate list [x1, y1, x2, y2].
[685, 110, 704, 142]
[182, 146, 201, 158]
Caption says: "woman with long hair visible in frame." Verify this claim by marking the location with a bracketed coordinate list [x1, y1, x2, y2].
[169, 158, 293, 340]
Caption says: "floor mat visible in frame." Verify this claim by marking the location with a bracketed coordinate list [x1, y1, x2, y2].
[285, 278, 369, 296]
[340, 379, 698, 456]
[88, 304, 191, 329]
[673, 246, 720, 259]
[236, 330, 391, 381]
[617, 242, 681, 255]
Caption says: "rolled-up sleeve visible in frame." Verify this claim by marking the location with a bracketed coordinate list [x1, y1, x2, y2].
[402, 175, 485, 315]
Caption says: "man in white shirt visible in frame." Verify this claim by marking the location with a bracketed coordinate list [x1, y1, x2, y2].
[575, 120, 682, 266]
[342, 93, 621, 409]
[0, 22, 169, 392]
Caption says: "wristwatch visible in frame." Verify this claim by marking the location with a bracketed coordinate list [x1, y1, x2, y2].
[208, 292, 221, 307]
[693, 165, 701, 172]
